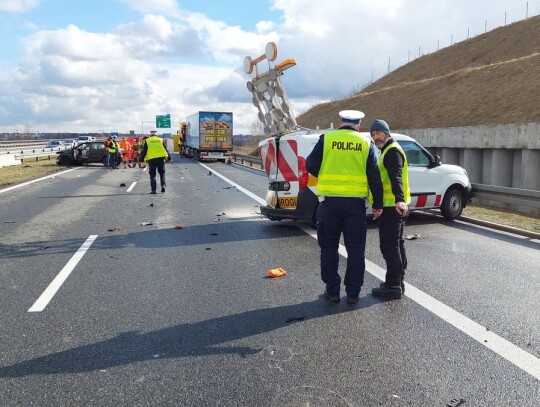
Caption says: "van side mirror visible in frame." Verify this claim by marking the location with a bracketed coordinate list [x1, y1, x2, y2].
[428, 154, 441, 168]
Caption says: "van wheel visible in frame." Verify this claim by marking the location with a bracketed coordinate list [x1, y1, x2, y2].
[268, 216, 279, 221]
[440, 188, 464, 220]
[102, 157, 108, 166]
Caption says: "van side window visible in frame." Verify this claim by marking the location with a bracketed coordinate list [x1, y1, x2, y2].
[397, 141, 431, 167]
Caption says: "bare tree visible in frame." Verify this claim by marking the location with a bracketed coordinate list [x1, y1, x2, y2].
[250, 120, 265, 137]
[22, 124, 32, 140]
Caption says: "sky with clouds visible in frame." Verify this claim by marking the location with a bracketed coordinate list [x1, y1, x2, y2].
[0, 0, 538, 135]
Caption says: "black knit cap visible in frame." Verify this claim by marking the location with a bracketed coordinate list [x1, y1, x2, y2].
[369, 119, 391, 136]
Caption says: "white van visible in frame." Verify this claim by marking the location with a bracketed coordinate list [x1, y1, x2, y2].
[258, 129, 472, 223]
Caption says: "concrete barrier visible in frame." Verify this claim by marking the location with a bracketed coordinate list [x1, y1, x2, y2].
[0, 154, 21, 168]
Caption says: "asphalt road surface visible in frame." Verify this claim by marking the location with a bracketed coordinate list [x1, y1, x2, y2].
[1, 157, 539, 406]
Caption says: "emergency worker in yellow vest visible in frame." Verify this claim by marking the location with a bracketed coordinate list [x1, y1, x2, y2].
[139, 131, 172, 194]
[306, 110, 383, 305]
[107, 136, 119, 169]
[369, 119, 411, 300]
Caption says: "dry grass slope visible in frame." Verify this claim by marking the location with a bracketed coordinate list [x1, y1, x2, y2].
[297, 15, 540, 130]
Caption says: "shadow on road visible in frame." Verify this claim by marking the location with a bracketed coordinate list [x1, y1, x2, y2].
[0, 297, 372, 377]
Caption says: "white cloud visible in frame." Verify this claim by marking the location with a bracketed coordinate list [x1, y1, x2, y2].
[1, 0, 539, 134]
[115, 14, 203, 59]
[0, 0, 40, 12]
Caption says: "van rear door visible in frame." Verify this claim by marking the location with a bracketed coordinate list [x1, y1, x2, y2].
[259, 135, 299, 210]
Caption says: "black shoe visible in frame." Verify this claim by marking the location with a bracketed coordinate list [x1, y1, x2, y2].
[401, 282, 405, 295]
[323, 290, 340, 303]
[150, 191, 156, 194]
[161, 186, 166, 193]
[372, 283, 402, 299]
[347, 295, 359, 305]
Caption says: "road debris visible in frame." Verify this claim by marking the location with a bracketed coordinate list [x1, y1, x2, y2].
[285, 317, 304, 323]
[174, 224, 183, 229]
[140, 222, 153, 226]
[267, 267, 287, 278]
[119, 183, 126, 187]
[107, 227, 122, 232]
[405, 234, 421, 240]
[446, 399, 465, 407]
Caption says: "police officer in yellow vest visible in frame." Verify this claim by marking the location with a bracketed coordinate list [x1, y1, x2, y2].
[139, 130, 172, 194]
[369, 119, 411, 300]
[306, 110, 383, 305]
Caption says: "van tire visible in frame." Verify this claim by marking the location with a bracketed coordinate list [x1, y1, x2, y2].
[440, 188, 464, 220]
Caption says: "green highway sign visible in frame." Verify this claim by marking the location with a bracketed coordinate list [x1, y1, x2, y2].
[156, 114, 171, 128]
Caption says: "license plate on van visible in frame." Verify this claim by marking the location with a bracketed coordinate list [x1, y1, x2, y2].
[278, 196, 297, 209]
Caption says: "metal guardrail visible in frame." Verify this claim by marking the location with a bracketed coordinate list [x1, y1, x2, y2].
[230, 153, 264, 170]
[15, 152, 58, 162]
[230, 154, 539, 209]
[0, 140, 48, 149]
[471, 183, 540, 209]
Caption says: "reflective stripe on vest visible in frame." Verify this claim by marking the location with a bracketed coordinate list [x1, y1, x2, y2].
[145, 136, 168, 161]
[316, 129, 370, 197]
[378, 141, 411, 206]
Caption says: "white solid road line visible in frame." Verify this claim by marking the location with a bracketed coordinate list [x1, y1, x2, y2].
[200, 162, 266, 205]
[127, 181, 137, 192]
[204, 162, 540, 381]
[28, 235, 98, 313]
[0, 168, 76, 194]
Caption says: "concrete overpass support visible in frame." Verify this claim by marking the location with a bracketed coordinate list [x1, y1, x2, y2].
[441, 148, 459, 166]
[481, 150, 493, 185]
[491, 150, 513, 187]
[522, 150, 540, 191]
[512, 150, 522, 188]
[463, 149, 483, 183]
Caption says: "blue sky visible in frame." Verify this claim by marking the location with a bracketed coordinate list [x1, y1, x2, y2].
[0, 0, 538, 134]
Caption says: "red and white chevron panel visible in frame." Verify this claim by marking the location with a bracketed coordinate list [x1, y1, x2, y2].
[260, 139, 298, 182]
[410, 194, 442, 209]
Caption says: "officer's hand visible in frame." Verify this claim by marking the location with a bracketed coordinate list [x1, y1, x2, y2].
[396, 202, 409, 216]
[372, 208, 383, 219]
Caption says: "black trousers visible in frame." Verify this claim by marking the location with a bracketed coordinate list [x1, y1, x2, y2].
[378, 207, 407, 286]
[317, 197, 367, 297]
[147, 158, 166, 192]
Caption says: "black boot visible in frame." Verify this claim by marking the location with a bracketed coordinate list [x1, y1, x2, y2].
[372, 283, 402, 299]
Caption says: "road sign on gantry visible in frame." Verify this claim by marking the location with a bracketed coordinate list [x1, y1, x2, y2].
[156, 114, 171, 128]
[243, 42, 298, 137]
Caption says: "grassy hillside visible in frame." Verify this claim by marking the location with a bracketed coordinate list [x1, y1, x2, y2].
[297, 15, 540, 130]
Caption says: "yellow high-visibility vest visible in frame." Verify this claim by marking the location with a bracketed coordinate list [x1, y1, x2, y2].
[316, 129, 370, 197]
[145, 136, 168, 161]
[378, 141, 411, 206]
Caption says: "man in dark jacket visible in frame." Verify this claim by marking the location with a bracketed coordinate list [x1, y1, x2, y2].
[139, 131, 172, 194]
[369, 119, 411, 300]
